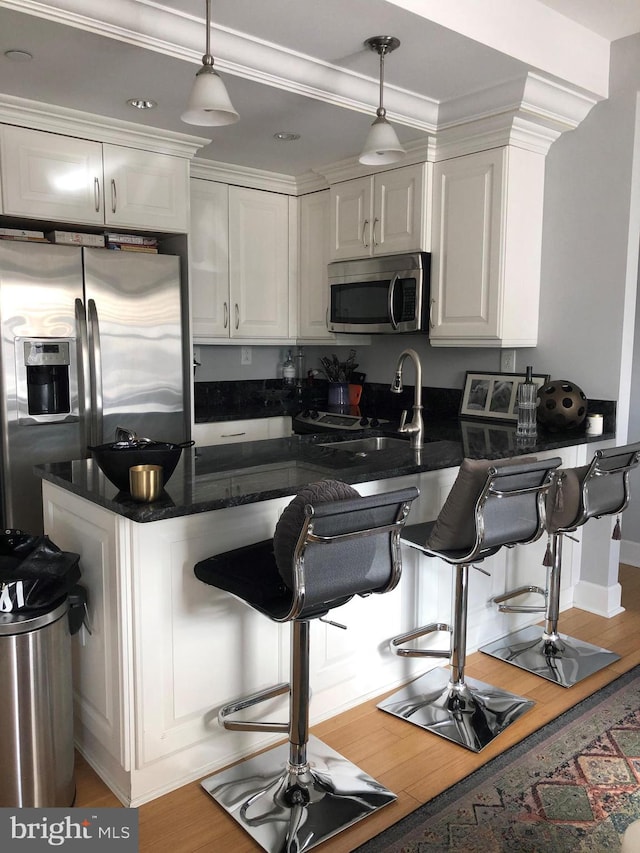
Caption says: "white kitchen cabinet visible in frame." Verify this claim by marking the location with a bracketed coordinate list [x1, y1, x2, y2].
[429, 146, 545, 347]
[193, 416, 291, 446]
[229, 186, 290, 338]
[41, 489, 129, 787]
[298, 190, 334, 341]
[101, 143, 189, 232]
[0, 125, 189, 232]
[190, 179, 291, 341]
[329, 163, 428, 261]
[190, 180, 230, 338]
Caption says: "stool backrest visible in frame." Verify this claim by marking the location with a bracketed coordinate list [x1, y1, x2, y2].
[465, 457, 562, 560]
[288, 487, 418, 620]
[569, 442, 640, 530]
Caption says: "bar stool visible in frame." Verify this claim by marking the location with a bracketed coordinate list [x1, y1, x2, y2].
[194, 480, 418, 853]
[378, 456, 561, 752]
[480, 442, 640, 687]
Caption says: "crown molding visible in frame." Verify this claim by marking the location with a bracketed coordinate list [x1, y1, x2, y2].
[0, 94, 209, 158]
[190, 158, 299, 195]
[4, 0, 438, 132]
[434, 72, 601, 159]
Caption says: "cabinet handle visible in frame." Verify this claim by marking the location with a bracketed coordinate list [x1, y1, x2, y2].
[223, 302, 228, 329]
[372, 217, 379, 247]
[235, 303, 239, 330]
[429, 298, 435, 329]
[94, 177, 100, 213]
[110, 179, 117, 214]
[221, 432, 246, 438]
[362, 218, 370, 248]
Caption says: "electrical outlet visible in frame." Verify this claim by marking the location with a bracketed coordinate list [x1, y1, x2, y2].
[500, 349, 516, 373]
[241, 346, 252, 365]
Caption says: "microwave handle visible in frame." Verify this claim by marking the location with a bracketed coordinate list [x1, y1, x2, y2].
[388, 273, 400, 330]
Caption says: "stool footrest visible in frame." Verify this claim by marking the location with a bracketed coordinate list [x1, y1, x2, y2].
[219, 681, 290, 732]
[491, 585, 546, 614]
[390, 622, 451, 658]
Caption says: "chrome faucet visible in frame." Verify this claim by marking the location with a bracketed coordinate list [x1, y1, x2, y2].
[391, 348, 424, 449]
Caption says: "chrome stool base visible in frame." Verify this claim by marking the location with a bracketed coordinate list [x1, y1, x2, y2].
[479, 624, 620, 688]
[200, 735, 396, 853]
[377, 666, 534, 753]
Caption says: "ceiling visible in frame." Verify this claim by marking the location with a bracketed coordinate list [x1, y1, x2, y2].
[0, 0, 639, 178]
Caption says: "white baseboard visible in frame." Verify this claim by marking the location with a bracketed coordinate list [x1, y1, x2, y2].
[620, 539, 640, 567]
[572, 579, 623, 618]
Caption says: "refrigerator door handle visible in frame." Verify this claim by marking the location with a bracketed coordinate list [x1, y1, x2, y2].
[75, 298, 93, 453]
[87, 298, 104, 446]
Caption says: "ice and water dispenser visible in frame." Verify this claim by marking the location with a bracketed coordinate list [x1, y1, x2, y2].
[16, 338, 77, 423]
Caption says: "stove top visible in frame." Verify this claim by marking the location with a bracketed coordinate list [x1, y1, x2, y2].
[293, 409, 390, 433]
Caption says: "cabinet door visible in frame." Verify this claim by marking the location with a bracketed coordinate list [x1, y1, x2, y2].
[298, 190, 333, 340]
[229, 187, 290, 338]
[103, 144, 189, 232]
[42, 483, 129, 771]
[190, 179, 230, 340]
[0, 125, 104, 225]
[374, 163, 426, 255]
[430, 149, 503, 342]
[329, 176, 372, 260]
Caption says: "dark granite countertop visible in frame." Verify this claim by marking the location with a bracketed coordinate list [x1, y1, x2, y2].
[35, 417, 615, 523]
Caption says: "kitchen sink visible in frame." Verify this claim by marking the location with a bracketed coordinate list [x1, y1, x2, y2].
[319, 436, 412, 453]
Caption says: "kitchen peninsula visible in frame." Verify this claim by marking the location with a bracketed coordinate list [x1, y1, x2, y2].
[37, 425, 616, 806]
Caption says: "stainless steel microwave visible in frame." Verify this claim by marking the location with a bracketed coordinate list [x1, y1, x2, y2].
[327, 252, 430, 334]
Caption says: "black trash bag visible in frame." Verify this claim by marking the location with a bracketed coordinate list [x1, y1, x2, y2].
[0, 529, 81, 614]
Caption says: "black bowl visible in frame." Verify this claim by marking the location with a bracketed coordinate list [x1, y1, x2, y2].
[88, 441, 189, 493]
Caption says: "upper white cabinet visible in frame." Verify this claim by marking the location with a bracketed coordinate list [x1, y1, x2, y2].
[329, 163, 428, 261]
[190, 179, 230, 339]
[0, 125, 189, 232]
[190, 179, 292, 341]
[429, 146, 545, 347]
[298, 190, 333, 341]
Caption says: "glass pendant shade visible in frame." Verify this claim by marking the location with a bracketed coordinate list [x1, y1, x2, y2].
[359, 114, 405, 165]
[359, 35, 404, 166]
[181, 64, 239, 126]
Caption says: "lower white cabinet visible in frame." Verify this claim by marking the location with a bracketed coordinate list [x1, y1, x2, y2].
[429, 146, 545, 347]
[193, 416, 291, 446]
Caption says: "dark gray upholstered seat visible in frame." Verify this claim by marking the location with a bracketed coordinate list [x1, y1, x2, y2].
[378, 456, 562, 752]
[193, 481, 418, 853]
[480, 442, 640, 687]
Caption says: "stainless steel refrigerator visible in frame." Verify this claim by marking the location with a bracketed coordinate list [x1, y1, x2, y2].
[0, 241, 188, 533]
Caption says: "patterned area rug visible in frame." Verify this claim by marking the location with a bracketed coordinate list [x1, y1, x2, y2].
[356, 666, 640, 853]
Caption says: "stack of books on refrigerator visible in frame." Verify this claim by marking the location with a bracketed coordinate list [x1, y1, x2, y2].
[105, 233, 158, 253]
[0, 227, 48, 242]
[46, 231, 105, 247]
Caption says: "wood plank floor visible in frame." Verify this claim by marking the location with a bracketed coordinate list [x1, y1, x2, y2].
[74, 563, 640, 852]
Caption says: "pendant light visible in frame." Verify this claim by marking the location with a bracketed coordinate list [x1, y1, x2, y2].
[359, 36, 405, 166]
[181, 0, 239, 126]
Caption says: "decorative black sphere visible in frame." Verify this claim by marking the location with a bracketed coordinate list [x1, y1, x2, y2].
[536, 379, 588, 430]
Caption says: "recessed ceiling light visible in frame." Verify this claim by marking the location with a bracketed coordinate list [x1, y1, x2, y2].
[273, 132, 301, 141]
[4, 50, 33, 62]
[127, 98, 157, 110]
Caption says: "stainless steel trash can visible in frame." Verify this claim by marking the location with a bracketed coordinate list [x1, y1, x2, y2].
[0, 598, 75, 806]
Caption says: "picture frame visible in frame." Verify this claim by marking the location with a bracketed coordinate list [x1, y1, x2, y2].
[459, 371, 549, 422]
